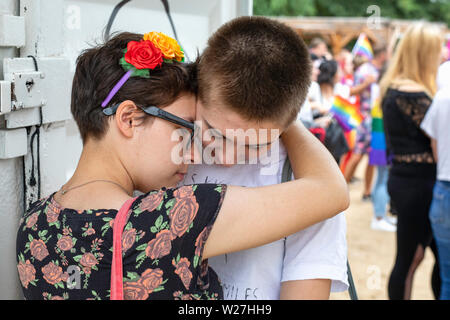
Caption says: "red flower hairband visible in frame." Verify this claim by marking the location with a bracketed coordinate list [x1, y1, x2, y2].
[102, 32, 185, 108]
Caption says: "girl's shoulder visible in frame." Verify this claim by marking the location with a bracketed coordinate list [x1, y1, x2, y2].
[388, 79, 432, 98]
[135, 184, 226, 206]
[130, 184, 227, 225]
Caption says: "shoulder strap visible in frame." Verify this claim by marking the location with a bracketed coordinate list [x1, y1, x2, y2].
[281, 157, 293, 183]
[110, 197, 137, 300]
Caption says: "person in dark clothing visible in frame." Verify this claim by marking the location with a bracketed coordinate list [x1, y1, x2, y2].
[379, 22, 444, 300]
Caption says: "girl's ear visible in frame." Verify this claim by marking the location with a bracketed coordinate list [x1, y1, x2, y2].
[115, 100, 143, 138]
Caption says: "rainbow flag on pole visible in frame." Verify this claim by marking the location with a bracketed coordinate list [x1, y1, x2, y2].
[352, 33, 374, 61]
[369, 98, 387, 166]
[330, 95, 363, 132]
[345, 130, 357, 150]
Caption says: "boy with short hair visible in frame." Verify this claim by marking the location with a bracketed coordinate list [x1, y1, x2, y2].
[183, 16, 348, 299]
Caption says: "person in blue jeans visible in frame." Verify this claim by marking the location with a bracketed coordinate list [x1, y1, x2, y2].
[421, 63, 450, 299]
[371, 166, 396, 231]
[429, 181, 450, 300]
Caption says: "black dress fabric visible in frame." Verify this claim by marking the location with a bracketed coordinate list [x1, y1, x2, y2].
[382, 88, 440, 299]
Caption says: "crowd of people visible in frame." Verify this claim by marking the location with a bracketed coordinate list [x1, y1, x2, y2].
[302, 37, 394, 231]
[302, 23, 450, 300]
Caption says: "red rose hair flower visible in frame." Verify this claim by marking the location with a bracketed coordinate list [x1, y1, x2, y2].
[124, 40, 163, 70]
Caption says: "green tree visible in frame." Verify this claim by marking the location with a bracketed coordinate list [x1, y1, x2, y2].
[253, 0, 450, 27]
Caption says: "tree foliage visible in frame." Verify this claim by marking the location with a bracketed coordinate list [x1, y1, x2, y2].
[253, 0, 450, 27]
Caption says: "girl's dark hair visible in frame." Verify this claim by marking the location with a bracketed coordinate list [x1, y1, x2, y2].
[317, 59, 338, 86]
[71, 32, 197, 143]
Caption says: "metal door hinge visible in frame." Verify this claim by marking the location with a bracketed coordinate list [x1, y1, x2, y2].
[0, 71, 45, 115]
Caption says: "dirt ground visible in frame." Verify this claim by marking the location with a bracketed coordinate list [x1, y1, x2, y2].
[329, 157, 437, 300]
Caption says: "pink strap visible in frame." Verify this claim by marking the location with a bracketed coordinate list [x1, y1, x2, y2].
[110, 197, 137, 300]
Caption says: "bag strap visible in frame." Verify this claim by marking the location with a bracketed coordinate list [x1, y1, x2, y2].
[110, 197, 137, 300]
[281, 157, 293, 183]
[281, 157, 358, 300]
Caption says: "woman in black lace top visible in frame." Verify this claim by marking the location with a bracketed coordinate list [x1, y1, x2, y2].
[380, 23, 444, 300]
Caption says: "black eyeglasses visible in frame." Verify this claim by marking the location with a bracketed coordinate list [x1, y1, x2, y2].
[103, 103, 196, 142]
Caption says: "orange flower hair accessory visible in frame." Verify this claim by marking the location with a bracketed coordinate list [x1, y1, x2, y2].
[144, 32, 185, 62]
[102, 32, 185, 109]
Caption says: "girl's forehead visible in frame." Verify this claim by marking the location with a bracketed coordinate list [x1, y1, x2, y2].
[164, 94, 196, 115]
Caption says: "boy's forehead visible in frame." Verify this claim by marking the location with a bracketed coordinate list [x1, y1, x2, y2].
[198, 100, 281, 132]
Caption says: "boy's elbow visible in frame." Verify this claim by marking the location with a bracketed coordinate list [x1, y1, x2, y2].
[336, 180, 350, 213]
[327, 175, 350, 215]
[339, 186, 350, 212]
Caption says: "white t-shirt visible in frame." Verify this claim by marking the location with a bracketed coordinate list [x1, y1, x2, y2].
[421, 86, 450, 182]
[335, 82, 351, 100]
[182, 143, 349, 300]
[310, 82, 353, 115]
[437, 61, 450, 90]
[308, 81, 321, 103]
[298, 99, 313, 123]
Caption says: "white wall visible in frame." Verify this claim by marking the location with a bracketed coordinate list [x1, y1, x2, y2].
[63, 0, 252, 69]
[0, 0, 24, 301]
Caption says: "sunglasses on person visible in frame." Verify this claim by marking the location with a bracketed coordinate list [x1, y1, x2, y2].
[103, 103, 197, 144]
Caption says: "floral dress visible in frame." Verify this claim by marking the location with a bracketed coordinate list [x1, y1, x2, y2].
[16, 184, 227, 300]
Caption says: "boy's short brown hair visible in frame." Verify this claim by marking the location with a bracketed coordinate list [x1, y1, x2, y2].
[197, 16, 311, 127]
[71, 32, 196, 143]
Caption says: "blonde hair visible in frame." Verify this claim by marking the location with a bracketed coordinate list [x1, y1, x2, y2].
[379, 22, 444, 99]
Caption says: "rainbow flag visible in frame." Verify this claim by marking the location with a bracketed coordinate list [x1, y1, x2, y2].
[330, 95, 363, 133]
[369, 98, 387, 166]
[352, 33, 373, 61]
[345, 129, 357, 150]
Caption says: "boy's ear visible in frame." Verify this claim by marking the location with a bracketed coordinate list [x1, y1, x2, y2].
[115, 100, 142, 138]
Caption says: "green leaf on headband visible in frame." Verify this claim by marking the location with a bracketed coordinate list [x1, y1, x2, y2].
[119, 57, 133, 70]
[119, 57, 129, 69]
[163, 58, 173, 64]
[132, 68, 150, 78]
[119, 57, 150, 78]
[180, 47, 185, 62]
